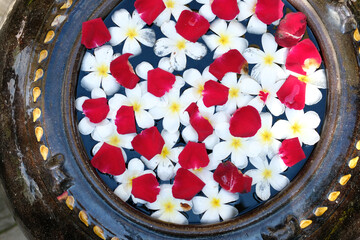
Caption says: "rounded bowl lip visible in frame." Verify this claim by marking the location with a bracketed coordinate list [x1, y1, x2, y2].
[62, 0, 342, 236]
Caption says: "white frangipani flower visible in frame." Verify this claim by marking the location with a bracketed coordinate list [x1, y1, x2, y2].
[108, 83, 159, 129]
[80, 45, 120, 95]
[243, 33, 288, 83]
[154, 21, 207, 71]
[141, 130, 183, 180]
[237, 0, 267, 35]
[154, 0, 192, 26]
[146, 184, 192, 224]
[192, 183, 239, 223]
[203, 19, 248, 59]
[240, 74, 285, 116]
[245, 155, 289, 201]
[271, 108, 321, 146]
[216, 73, 253, 115]
[196, 0, 216, 22]
[109, 9, 156, 56]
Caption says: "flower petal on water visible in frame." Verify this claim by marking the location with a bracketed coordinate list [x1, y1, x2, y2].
[176, 10, 210, 42]
[134, 0, 166, 25]
[110, 53, 139, 89]
[132, 173, 160, 203]
[278, 137, 306, 167]
[276, 75, 306, 110]
[132, 127, 165, 160]
[82, 98, 109, 124]
[91, 143, 126, 175]
[202, 81, 229, 107]
[172, 168, 205, 200]
[186, 103, 213, 142]
[275, 12, 307, 48]
[229, 106, 261, 138]
[147, 68, 176, 97]
[81, 18, 111, 49]
[211, 0, 239, 20]
[255, 0, 284, 25]
[179, 141, 210, 169]
[115, 106, 136, 134]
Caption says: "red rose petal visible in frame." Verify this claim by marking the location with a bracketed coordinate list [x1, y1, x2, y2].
[259, 91, 270, 103]
[279, 138, 306, 167]
[115, 106, 136, 134]
[110, 54, 140, 89]
[255, 0, 284, 25]
[81, 18, 111, 49]
[131, 127, 165, 160]
[91, 143, 126, 175]
[179, 141, 210, 170]
[185, 103, 213, 142]
[147, 68, 176, 97]
[275, 12, 307, 48]
[202, 80, 229, 107]
[209, 49, 248, 80]
[172, 168, 205, 200]
[276, 75, 306, 110]
[82, 98, 109, 124]
[229, 106, 261, 138]
[211, 0, 239, 20]
[285, 39, 322, 75]
[134, 0, 166, 25]
[176, 10, 210, 42]
[132, 173, 160, 203]
[213, 161, 252, 193]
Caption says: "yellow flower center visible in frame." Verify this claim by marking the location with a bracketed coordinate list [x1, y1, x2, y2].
[231, 138, 242, 150]
[264, 54, 274, 66]
[132, 102, 141, 113]
[252, 4, 257, 13]
[169, 102, 181, 114]
[165, 0, 175, 9]
[291, 122, 302, 135]
[229, 87, 239, 99]
[302, 58, 320, 73]
[126, 28, 138, 40]
[193, 168, 203, 173]
[218, 34, 230, 46]
[160, 146, 170, 158]
[109, 135, 121, 147]
[176, 40, 186, 51]
[163, 200, 175, 213]
[262, 169, 272, 179]
[261, 130, 272, 143]
[298, 75, 310, 83]
[128, 176, 136, 188]
[96, 64, 109, 77]
[210, 197, 221, 209]
[197, 84, 205, 95]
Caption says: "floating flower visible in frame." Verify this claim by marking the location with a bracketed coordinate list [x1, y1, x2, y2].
[245, 155, 289, 201]
[110, 53, 140, 89]
[154, 21, 207, 71]
[271, 108, 321, 145]
[109, 9, 156, 56]
[240, 74, 285, 116]
[213, 119, 262, 169]
[132, 172, 160, 203]
[229, 106, 261, 138]
[203, 19, 248, 59]
[154, 0, 192, 26]
[243, 33, 288, 83]
[80, 45, 120, 95]
[211, 0, 239, 21]
[192, 183, 239, 223]
[216, 73, 253, 115]
[132, 126, 165, 160]
[195, 0, 216, 22]
[146, 184, 192, 224]
[172, 168, 205, 200]
[178, 141, 210, 170]
[276, 75, 306, 110]
[75, 88, 110, 135]
[114, 106, 137, 135]
[176, 10, 210, 43]
[141, 130, 183, 180]
[91, 142, 127, 175]
[278, 137, 306, 167]
[134, 0, 166, 25]
[185, 103, 214, 142]
[108, 83, 159, 129]
[275, 12, 307, 48]
[81, 18, 111, 49]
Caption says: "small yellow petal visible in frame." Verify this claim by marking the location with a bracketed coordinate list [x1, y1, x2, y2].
[79, 211, 89, 227]
[51, 15, 67, 27]
[35, 126, 43, 142]
[339, 174, 351, 186]
[40, 145, 49, 160]
[38, 50, 48, 63]
[33, 108, 41, 122]
[349, 156, 359, 169]
[93, 226, 105, 240]
[300, 220, 312, 229]
[60, 0, 73, 9]
[33, 87, 41, 102]
[314, 207, 328, 217]
[34, 69, 44, 82]
[328, 191, 340, 201]
[356, 141, 360, 150]
[354, 28, 360, 42]
[111, 238, 120, 240]
[44, 30, 55, 43]
[66, 196, 75, 210]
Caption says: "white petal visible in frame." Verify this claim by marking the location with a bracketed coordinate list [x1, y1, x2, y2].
[157, 159, 175, 180]
[269, 155, 288, 173]
[160, 20, 178, 39]
[204, 134, 220, 150]
[212, 142, 232, 160]
[244, 169, 262, 185]
[262, 33, 277, 54]
[219, 205, 238, 221]
[75, 96, 89, 111]
[203, 34, 220, 52]
[269, 174, 289, 191]
[213, 45, 230, 59]
[154, 8, 172, 27]
[81, 52, 97, 72]
[163, 113, 180, 133]
[119, 133, 136, 149]
[272, 120, 291, 140]
[158, 57, 174, 73]
[162, 130, 179, 147]
[274, 47, 289, 64]
[301, 129, 320, 145]
[123, 38, 142, 56]
[182, 125, 198, 143]
[237, 1, 254, 21]
[249, 156, 268, 170]
[92, 142, 103, 155]
[308, 69, 327, 88]
[210, 19, 227, 35]
[260, 112, 273, 128]
[185, 42, 207, 60]
[149, 105, 167, 119]
[135, 61, 153, 79]
[266, 97, 285, 116]
[192, 196, 210, 214]
[94, 45, 114, 65]
[102, 75, 121, 96]
[242, 48, 265, 64]
[78, 117, 95, 135]
[128, 158, 145, 171]
[125, 84, 142, 100]
[109, 27, 127, 46]
[137, 28, 156, 47]
[108, 94, 130, 118]
[247, 16, 267, 35]
[170, 51, 187, 71]
[112, 9, 131, 28]
[202, 182, 220, 198]
[230, 37, 249, 54]
[239, 76, 262, 94]
[168, 147, 183, 163]
[154, 38, 175, 57]
[142, 156, 159, 170]
[199, 4, 216, 22]
[285, 108, 304, 122]
[231, 150, 248, 169]
[81, 72, 102, 92]
[201, 209, 220, 223]
[114, 184, 131, 202]
[183, 68, 202, 87]
[141, 92, 160, 110]
[248, 97, 265, 113]
[91, 121, 114, 141]
[214, 122, 231, 140]
[135, 110, 154, 129]
[305, 84, 322, 105]
[256, 181, 271, 201]
[218, 188, 239, 203]
[243, 140, 262, 157]
[228, 20, 247, 36]
[91, 88, 106, 99]
[303, 111, 321, 129]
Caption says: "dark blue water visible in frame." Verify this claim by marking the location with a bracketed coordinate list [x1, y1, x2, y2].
[76, 0, 327, 224]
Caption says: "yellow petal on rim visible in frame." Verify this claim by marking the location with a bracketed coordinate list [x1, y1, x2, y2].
[79, 211, 89, 227]
[38, 50, 48, 63]
[356, 140, 360, 150]
[44, 30, 55, 43]
[33, 87, 41, 102]
[60, 0, 73, 9]
[40, 145, 49, 160]
[66, 196, 75, 210]
[349, 156, 359, 169]
[328, 191, 340, 202]
[339, 174, 351, 186]
[34, 69, 44, 82]
[354, 28, 360, 42]
[93, 226, 106, 240]
[300, 220, 312, 229]
[33, 108, 41, 122]
[51, 15, 67, 27]
[111, 238, 120, 240]
[35, 126, 43, 142]
[314, 207, 328, 217]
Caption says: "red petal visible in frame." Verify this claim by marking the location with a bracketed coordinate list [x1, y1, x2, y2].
[185, 103, 213, 142]
[115, 106, 136, 134]
[213, 161, 252, 193]
[255, 0, 284, 25]
[276, 75, 306, 110]
[285, 39, 322, 75]
[82, 98, 109, 124]
[91, 143, 126, 175]
[132, 173, 160, 203]
[275, 12, 307, 48]
[178, 141, 210, 170]
[147, 68, 176, 97]
[259, 91, 270, 103]
[229, 106, 261, 138]
[81, 18, 111, 49]
[175, 10, 210, 42]
[209, 49, 248, 80]
[172, 168, 205, 200]
[279, 138, 306, 167]
[134, 0, 166, 25]
[211, 0, 239, 20]
[202, 80, 229, 107]
[110, 54, 140, 89]
[131, 127, 165, 160]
